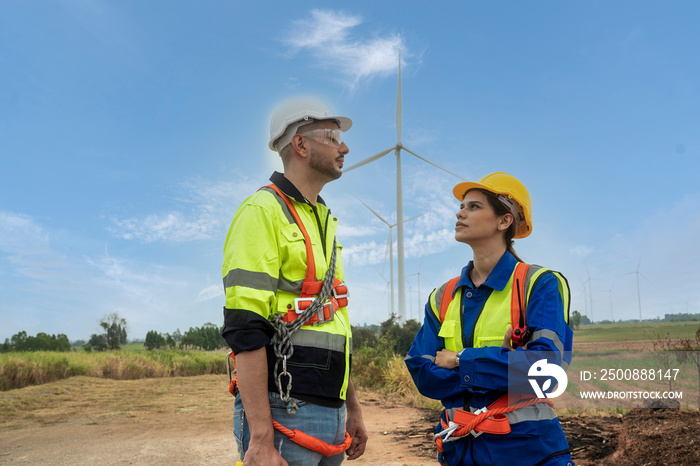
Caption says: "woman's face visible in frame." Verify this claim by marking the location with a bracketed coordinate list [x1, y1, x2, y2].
[454, 190, 508, 245]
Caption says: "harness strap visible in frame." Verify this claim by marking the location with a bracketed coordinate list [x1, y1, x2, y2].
[226, 351, 352, 457]
[435, 395, 554, 452]
[272, 420, 353, 456]
[510, 262, 531, 348]
[437, 262, 532, 348]
[264, 184, 317, 283]
[264, 184, 349, 325]
[439, 276, 460, 323]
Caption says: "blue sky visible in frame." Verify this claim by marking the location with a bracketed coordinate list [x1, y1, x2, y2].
[1, 1, 699, 342]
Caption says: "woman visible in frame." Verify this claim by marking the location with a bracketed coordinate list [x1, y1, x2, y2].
[405, 172, 574, 466]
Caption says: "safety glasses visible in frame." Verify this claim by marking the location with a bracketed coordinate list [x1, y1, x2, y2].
[300, 128, 344, 147]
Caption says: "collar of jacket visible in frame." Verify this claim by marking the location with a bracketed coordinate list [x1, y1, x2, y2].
[455, 250, 518, 294]
[270, 171, 327, 207]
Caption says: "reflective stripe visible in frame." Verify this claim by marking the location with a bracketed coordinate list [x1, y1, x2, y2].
[523, 264, 542, 306]
[505, 403, 557, 424]
[279, 275, 304, 294]
[531, 329, 564, 354]
[291, 328, 347, 352]
[412, 354, 435, 363]
[224, 268, 277, 292]
[465, 402, 557, 424]
[260, 186, 296, 225]
[434, 283, 448, 315]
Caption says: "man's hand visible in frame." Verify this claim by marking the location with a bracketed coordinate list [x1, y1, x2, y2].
[345, 380, 368, 460]
[236, 349, 288, 466]
[242, 442, 287, 466]
[345, 411, 368, 460]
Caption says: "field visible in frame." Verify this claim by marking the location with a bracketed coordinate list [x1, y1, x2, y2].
[573, 321, 699, 343]
[1, 322, 699, 465]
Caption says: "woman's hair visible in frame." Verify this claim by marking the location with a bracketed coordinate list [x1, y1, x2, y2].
[472, 188, 524, 262]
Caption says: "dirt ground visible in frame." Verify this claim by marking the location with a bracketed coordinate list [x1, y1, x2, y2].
[1, 374, 699, 465]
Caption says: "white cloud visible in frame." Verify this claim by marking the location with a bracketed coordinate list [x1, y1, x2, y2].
[198, 284, 223, 302]
[108, 176, 261, 243]
[285, 9, 407, 89]
[569, 245, 593, 258]
[0, 211, 50, 256]
[337, 224, 380, 238]
[110, 212, 214, 242]
[286, 10, 361, 48]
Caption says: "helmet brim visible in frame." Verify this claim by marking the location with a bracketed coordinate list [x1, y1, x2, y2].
[452, 181, 491, 201]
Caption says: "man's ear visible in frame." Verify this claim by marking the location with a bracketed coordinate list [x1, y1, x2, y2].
[290, 133, 309, 158]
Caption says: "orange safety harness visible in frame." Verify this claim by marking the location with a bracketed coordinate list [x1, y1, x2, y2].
[264, 184, 349, 324]
[434, 394, 555, 452]
[435, 262, 553, 451]
[227, 352, 352, 456]
[440, 262, 531, 348]
[225, 183, 352, 457]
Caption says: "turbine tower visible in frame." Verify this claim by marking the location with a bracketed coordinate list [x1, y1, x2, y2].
[344, 49, 464, 322]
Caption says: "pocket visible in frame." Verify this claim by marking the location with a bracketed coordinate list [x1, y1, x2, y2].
[438, 320, 457, 339]
[474, 336, 505, 348]
[279, 223, 311, 281]
[268, 392, 308, 410]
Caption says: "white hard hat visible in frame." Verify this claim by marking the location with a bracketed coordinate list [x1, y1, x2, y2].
[269, 96, 352, 151]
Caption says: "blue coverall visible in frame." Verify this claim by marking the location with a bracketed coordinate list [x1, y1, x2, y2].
[405, 252, 574, 466]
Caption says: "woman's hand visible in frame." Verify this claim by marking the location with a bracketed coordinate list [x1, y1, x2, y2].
[502, 326, 527, 351]
[435, 349, 459, 369]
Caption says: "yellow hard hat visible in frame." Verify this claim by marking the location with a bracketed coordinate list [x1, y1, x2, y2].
[452, 171, 533, 238]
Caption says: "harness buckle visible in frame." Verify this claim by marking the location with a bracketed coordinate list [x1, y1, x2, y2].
[294, 297, 315, 314]
[317, 301, 335, 324]
[469, 407, 487, 437]
[332, 282, 349, 300]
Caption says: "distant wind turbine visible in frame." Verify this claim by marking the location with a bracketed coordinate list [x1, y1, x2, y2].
[354, 195, 425, 318]
[629, 260, 645, 323]
[345, 49, 465, 322]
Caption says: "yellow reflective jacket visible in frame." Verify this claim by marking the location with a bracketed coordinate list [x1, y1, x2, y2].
[430, 265, 570, 352]
[222, 175, 351, 403]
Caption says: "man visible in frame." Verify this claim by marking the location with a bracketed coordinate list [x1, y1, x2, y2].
[222, 96, 368, 466]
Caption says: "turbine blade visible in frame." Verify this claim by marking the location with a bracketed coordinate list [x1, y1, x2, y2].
[402, 146, 466, 180]
[354, 195, 391, 226]
[343, 147, 394, 172]
[396, 49, 403, 144]
[404, 211, 427, 223]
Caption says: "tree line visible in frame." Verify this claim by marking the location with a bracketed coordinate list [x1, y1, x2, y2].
[145, 323, 227, 351]
[1, 331, 71, 352]
[2, 312, 227, 353]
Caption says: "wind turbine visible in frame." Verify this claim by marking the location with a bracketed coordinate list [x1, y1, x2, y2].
[344, 49, 465, 322]
[354, 195, 425, 318]
[620, 259, 646, 323]
[603, 285, 616, 322]
[585, 269, 594, 323]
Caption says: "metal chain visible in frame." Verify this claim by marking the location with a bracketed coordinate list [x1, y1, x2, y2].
[270, 237, 338, 413]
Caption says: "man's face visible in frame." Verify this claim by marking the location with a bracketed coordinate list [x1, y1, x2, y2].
[298, 120, 349, 181]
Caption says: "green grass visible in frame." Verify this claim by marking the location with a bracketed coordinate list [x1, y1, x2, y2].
[0, 349, 228, 391]
[574, 322, 699, 343]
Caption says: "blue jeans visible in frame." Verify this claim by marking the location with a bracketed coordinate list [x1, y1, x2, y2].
[234, 392, 346, 466]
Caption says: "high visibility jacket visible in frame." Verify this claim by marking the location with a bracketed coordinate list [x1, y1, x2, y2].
[433, 264, 570, 353]
[222, 172, 352, 405]
[405, 251, 574, 466]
